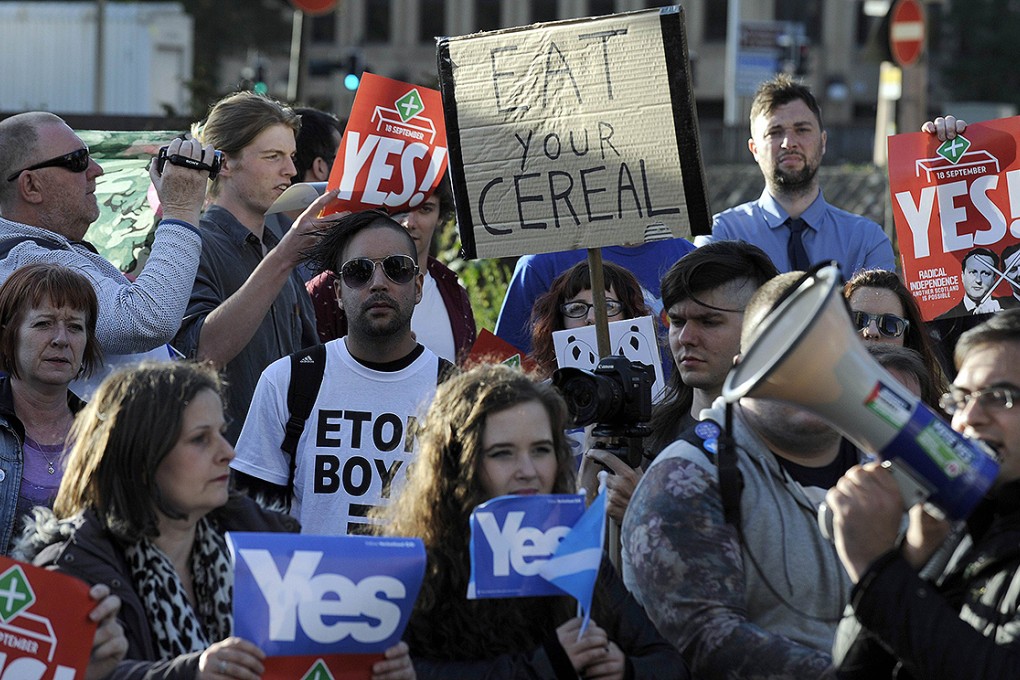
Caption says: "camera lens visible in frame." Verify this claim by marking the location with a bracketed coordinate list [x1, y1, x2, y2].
[555, 371, 622, 427]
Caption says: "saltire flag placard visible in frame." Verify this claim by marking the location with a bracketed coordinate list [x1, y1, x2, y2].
[228, 533, 425, 680]
[0, 556, 96, 679]
[537, 488, 606, 634]
[324, 73, 449, 216]
[468, 492, 605, 619]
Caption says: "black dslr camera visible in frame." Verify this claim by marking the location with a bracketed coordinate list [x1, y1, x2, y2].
[156, 146, 223, 180]
[552, 355, 654, 441]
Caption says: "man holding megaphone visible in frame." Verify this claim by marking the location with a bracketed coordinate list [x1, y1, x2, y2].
[829, 311, 1020, 679]
[623, 272, 862, 679]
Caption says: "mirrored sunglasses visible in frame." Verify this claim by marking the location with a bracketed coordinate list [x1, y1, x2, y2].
[852, 310, 909, 338]
[339, 255, 419, 289]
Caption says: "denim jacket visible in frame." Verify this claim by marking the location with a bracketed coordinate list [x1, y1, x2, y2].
[0, 376, 84, 554]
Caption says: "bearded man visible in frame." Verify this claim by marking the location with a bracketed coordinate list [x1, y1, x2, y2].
[706, 75, 895, 276]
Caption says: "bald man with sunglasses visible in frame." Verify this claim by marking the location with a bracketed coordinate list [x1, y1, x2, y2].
[0, 111, 212, 396]
[232, 211, 453, 535]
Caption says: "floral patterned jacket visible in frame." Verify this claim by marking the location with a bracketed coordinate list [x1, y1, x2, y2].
[622, 400, 851, 679]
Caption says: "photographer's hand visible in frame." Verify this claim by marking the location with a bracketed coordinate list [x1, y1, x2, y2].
[583, 447, 643, 525]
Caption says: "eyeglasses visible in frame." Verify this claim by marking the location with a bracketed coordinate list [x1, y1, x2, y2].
[852, 311, 910, 338]
[7, 147, 91, 182]
[339, 255, 419, 288]
[940, 386, 1020, 415]
[560, 299, 624, 319]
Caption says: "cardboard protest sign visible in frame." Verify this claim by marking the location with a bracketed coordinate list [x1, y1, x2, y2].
[438, 6, 710, 259]
[228, 533, 425, 680]
[324, 73, 449, 216]
[0, 557, 95, 679]
[888, 116, 1020, 321]
[552, 315, 665, 400]
[468, 494, 586, 599]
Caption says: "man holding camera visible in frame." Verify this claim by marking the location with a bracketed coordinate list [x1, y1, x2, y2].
[175, 92, 328, 442]
[829, 310, 1020, 678]
[623, 272, 858, 679]
[0, 111, 211, 395]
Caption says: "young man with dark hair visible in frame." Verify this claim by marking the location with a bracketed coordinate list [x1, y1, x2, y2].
[647, 240, 779, 455]
[305, 173, 476, 363]
[175, 92, 328, 442]
[623, 272, 859, 679]
[233, 211, 453, 536]
[292, 107, 344, 183]
[708, 74, 894, 276]
[831, 309, 1020, 678]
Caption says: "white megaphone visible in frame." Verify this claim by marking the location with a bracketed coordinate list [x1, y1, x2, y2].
[722, 264, 999, 530]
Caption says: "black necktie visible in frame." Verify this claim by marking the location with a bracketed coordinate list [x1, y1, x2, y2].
[787, 217, 810, 271]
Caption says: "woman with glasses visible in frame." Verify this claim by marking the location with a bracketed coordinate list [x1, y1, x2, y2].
[529, 261, 651, 378]
[374, 363, 686, 680]
[844, 269, 949, 402]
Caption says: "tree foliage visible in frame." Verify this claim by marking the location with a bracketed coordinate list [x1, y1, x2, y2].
[134, 0, 293, 116]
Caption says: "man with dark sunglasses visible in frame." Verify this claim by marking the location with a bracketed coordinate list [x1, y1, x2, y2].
[232, 211, 453, 536]
[0, 111, 211, 396]
[830, 309, 1020, 678]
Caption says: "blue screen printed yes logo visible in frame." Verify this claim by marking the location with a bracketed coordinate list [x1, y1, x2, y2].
[468, 494, 585, 599]
[228, 533, 425, 657]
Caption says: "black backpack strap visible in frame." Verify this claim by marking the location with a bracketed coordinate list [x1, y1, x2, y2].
[281, 343, 327, 508]
[677, 413, 743, 527]
[436, 356, 457, 384]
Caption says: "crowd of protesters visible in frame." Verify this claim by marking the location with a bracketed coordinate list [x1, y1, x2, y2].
[0, 70, 1017, 680]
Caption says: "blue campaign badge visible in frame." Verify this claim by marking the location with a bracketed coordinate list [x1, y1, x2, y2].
[468, 494, 586, 599]
[703, 438, 718, 454]
[227, 532, 425, 657]
[694, 420, 720, 441]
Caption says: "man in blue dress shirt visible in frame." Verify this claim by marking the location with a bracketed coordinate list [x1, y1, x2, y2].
[709, 75, 895, 276]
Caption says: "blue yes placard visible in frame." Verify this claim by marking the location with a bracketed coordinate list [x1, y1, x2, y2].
[468, 494, 586, 599]
[227, 532, 425, 657]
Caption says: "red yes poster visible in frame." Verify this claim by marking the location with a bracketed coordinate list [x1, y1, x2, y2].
[888, 117, 1020, 321]
[0, 557, 95, 679]
[324, 73, 449, 216]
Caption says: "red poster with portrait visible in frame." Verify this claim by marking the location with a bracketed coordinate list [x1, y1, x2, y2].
[323, 73, 448, 216]
[888, 116, 1020, 321]
[0, 557, 96, 679]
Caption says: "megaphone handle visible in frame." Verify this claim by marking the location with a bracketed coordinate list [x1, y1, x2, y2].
[881, 459, 934, 510]
[817, 459, 941, 542]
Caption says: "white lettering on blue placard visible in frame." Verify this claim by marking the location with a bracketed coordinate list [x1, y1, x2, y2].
[238, 549, 404, 644]
[475, 511, 570, 576]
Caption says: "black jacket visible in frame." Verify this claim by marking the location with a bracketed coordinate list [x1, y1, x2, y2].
[834, 479, 1020, 679]
[18, 494, 298, 680]
[414, 558, 688, 680]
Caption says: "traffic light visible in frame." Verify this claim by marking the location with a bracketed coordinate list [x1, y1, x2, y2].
[793, 43, 809, 76]
[777, 27, 809, 77]
[254, 64, 268, 95]
[342, 51, 363, 91]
